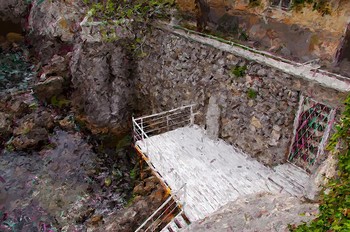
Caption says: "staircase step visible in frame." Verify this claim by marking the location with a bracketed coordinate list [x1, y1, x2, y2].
[175, 214, 188, 228]
[161, 212, 191, 232]
[268, 163, 311, 197]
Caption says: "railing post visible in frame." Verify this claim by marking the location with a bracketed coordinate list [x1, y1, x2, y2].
[141, 118, 144, 141]
[132, 117, 136, 142]
[166, 115, 170, 132]
[183, 183, 187, 208]
[190, 105, 194, 125]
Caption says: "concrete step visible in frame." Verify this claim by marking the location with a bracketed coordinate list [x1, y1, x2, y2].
[269, 163, 311, 197]
[161, 212, 190, 232]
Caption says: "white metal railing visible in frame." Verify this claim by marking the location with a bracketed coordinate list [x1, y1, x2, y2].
[132, 104, 196, 146]
[132, 106, 194, 232]
[135, 183, 187, 232]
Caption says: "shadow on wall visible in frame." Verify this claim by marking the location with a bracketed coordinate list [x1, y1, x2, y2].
[0, 20, 22, 36]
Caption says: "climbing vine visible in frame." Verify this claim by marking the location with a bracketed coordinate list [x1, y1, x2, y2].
[290, 95, 350, 231]
[82, 0, 174, 35]
[80, 0, 174, 55]
[83, 0, 174, 20]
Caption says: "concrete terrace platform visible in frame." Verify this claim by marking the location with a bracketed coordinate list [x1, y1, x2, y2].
[135, 125, 311, 222]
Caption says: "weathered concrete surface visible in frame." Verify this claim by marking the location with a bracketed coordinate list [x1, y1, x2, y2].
[182, 192, 319, 232]
[136, 125, 313, 222]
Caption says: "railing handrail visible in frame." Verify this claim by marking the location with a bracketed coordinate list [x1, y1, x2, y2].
[132, 106, 194, 232]
[135, 196, 173, 232]
[135, 183, 187, 232]
[134, 104, 196, 121]
[132, 117, 150, 140]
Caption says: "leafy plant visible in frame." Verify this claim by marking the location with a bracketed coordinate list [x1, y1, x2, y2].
[239, 30, 249, 41]
[82, 0, 175, 44]
[130, 167, 137, 181]
[230, 65, 247, 78]
[50, 96, 70, 108]
[247, 88, 258, 99]
[290, 94, 350, 231]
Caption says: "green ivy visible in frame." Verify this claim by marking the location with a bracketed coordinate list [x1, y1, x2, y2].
[82, 0, 174, 53]
[290, 95, 350, 231]
[247, 88, 257, 99]
[82, 0, 174, 30]
[230, 65, 247, 78]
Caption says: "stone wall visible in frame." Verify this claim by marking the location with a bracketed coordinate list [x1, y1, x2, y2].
[135, 27, 346, 166]
[175, 0, 350, 73]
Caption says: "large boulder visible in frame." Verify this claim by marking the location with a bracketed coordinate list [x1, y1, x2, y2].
[33, 76, 65, 102]
[28, 0, 83, 42]
[70, 42, 134, 133]
[12, 127, 49, 150]
[27, 0, 85, 62]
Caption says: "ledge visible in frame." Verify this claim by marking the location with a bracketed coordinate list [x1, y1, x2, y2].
[157, 22, 350, 93]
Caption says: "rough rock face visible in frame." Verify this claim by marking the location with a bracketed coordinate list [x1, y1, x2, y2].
[28, 0, 83, 41]
[27, 0, 85, 62]
[70, 42, 134, 133]
[135, 28, 345, 166]
[183, 193, 319, 232]
[0, 112, 11, 134]
[12, 127, 49, 150]
[33, 76, 65, 101]
[0, 0, 27, 23]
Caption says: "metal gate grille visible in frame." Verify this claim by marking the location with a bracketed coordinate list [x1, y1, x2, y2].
[288, 97, 336, 172]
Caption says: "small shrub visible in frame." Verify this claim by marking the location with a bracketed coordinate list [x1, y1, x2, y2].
[247, 88, 258, 99]
[239, 30, 249, 41]
[130, 166, 137, 181]
[230, 65, 247, 78]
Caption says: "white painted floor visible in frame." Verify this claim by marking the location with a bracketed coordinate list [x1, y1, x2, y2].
[136, 125, 310, 222]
